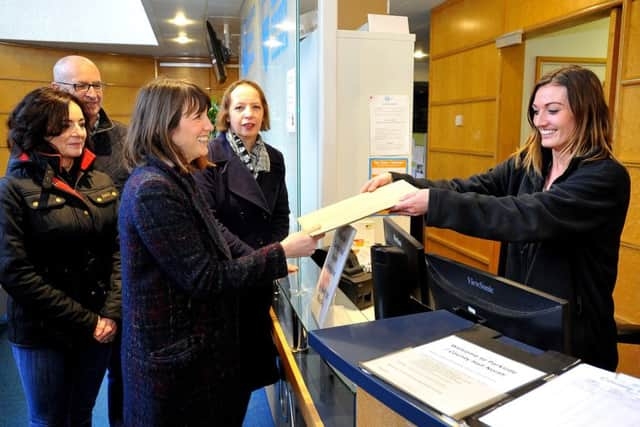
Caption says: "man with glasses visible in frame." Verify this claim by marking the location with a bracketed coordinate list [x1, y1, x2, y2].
[52, 55, 127, 427]
[53, 55, 128, 190]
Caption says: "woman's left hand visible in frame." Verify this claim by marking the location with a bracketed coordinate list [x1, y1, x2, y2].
[390, 189, 430, 216]
[94, 316, 118, 343]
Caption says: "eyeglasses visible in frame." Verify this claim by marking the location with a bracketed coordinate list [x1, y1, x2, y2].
[55, 81, 105, 93]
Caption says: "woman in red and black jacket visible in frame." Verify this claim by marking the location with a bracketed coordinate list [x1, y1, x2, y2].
[0, 87, 120, 426]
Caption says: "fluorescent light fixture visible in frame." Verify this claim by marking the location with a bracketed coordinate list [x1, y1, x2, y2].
[0, 0, 157, 45]
[159, 62, 212, 68]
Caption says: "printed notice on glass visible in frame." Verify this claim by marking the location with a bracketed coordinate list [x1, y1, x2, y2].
[361, 335, 545, 420]
[369, 95, 411, 156]
[310, 225, 357, 328]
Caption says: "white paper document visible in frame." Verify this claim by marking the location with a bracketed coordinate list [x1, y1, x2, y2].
[298, 180, 418, 236]
[480, 363, 640, 427]
[360, 335, 545, 420]
[369, 95, 411, 156]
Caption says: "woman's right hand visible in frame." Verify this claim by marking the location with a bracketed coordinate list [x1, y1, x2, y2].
[281, 230, 323, 258]
[360, 172, 392, 193]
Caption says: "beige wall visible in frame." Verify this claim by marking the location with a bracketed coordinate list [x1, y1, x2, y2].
[429, 0, 640, 376]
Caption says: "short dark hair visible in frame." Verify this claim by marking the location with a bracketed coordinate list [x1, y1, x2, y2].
[215, 79, 270, 132]
[7, 87, 89, 155]
[124, 77, 211, 173]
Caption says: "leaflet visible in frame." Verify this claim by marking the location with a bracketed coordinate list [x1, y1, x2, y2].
[360, 335, 545, 420]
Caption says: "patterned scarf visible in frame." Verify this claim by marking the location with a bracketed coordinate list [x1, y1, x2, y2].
[226, 131, 270, 178]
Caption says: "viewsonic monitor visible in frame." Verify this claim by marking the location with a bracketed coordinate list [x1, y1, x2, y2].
[206, 21, 228, 84]
[426, 253, 571, 354]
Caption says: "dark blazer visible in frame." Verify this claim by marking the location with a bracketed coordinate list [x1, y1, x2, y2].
[119, 156, 287, 426]
[392, 151, 630, 370]
[0, 150, 120, 350]
[194, 132, 290, 391]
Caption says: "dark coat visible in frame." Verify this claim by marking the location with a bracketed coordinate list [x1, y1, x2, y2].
[393, 151, 630, 370]
[194, 132, 290, 391]
[119, 157, 287, 426]
[90, 108, 128, 191]
[0, 150, 121, 350]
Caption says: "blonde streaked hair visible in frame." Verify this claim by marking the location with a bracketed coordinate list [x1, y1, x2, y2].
[515, 65, 615, 175]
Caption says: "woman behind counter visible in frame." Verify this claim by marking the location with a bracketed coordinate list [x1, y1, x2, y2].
[194, 80, 289, 405]
[119, 77, 320, 426]
[361, 66, 630, 371]
[0, 87, 120, 426]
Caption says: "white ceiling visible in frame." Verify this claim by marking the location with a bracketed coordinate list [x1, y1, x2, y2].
[0, 0, 445, 60]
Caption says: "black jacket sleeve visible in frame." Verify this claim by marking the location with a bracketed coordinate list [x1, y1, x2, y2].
[0, 178, 98, 334]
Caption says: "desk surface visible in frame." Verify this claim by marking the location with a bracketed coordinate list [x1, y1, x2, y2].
[309, 310, 475, 426]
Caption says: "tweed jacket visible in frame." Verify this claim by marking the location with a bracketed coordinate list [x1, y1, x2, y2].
[119, 156, 287, 426]
[0, 150, 121, 350]
[194, 132, 290, 391]
[392, 150, 630, 370]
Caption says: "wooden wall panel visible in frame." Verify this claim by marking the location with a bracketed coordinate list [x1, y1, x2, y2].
[615, 246, 640, 322]
[0, 43, 61, 81]
[426, 228, 499, 270]
[621, 166, 640, 245]
[0, 114, 8, 147]
[615, 245, 640, 377]
[158, 66, 211, 91]
[426, 151, 495, 180]
[615, 85, 640, 162]
[430, 0, 505, 57]
[505, 0, 618, 33]
[429, 102, 497, 154]
[430, 44, 499, 102]
[0, 147, 9, 172]
[621, 0, 640, 79]
[0, 81, 44, 112]
[88, 54, 156, 86]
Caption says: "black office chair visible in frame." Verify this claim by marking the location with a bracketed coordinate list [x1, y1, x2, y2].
[616, 319, 640, 345]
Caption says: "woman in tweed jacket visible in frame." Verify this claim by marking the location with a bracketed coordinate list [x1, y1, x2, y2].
[118, 78, 320, 426]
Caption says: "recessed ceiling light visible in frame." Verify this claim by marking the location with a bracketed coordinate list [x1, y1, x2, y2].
[169, 11, 194, 26]
[173, 32, 193, 44]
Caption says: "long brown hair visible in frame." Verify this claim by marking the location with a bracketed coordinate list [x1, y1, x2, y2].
[215, 79, 270, 132]
[515, 65, 614, 175]
[124, 77, 211, 173]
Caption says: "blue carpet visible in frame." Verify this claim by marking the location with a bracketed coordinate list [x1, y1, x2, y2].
[0, 326, 273, 427]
